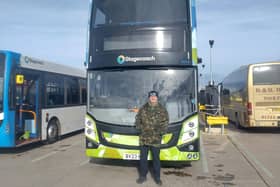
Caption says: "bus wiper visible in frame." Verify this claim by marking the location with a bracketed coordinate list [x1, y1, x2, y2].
[119, 21, 158, 26]
[103, 69, 125, 72]
[144, 67, 169, 70]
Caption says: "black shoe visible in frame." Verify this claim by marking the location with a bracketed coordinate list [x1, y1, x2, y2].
[136, 176, 147, 184]
[155, 179, 162, 186]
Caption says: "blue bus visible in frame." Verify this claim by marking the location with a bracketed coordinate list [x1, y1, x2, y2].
[85, 0, 200, 161]
[0, 51, 86, 147]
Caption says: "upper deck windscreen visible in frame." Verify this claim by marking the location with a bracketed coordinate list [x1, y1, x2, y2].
[93, 0, 188, 26]
[253, 64, 280, 85]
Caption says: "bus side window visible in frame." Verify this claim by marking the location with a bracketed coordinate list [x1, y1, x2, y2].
[45, 75, 64, 106]
[222, 89, 230, 105]
[66, 78, 79, 105]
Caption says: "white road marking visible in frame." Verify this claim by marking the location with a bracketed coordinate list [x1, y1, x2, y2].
[79, 159, 90, 166]
[229, 135, 274, 179]
[200, 134, 209, 173]
[31, 151, 58, 163]
[31, 141, 80, 163]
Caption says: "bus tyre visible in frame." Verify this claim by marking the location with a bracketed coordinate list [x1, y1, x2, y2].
[47, 120, 59, 143]
[235, 117, 242, 129]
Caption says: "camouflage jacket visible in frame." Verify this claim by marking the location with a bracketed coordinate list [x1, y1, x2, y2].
[135, 102, 169, 146]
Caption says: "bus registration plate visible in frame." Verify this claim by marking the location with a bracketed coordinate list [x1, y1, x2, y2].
[123, 153, 140, 160]
[272, 108, 280, 112]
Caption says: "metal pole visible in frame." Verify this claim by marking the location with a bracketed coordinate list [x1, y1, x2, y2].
[209, 40, 214, 86]
[210, 47, 213, 85]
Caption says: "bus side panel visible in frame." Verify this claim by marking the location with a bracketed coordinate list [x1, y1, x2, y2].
[0, 52, 18, 147]
[41, 106, 86, 140]
[0, 111, 15, 147]
[221, 66, 249, 127]
[191, 0, 198, 64]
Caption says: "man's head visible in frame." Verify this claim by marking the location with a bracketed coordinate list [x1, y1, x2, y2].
[148, 91, 158, 105]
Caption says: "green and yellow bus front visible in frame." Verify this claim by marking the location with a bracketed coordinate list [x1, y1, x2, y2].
[85, 68, 199, 161]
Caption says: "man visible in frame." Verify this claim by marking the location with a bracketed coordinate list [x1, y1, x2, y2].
[135, 91, 169, 186]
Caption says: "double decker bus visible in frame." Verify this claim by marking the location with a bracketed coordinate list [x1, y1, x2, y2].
[221, 61, 280, 128]
[85, 0, 200, 161]
[0, 51, 86, 148]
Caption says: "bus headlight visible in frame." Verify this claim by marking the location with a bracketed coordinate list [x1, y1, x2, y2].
[87, 120, 92, 127]
[182, 118, 198, 132]
[85, 117, 94, 128]
[188, 122, 195, 128]
[85, 127, 97, 142]
[189, 131, 195, 137]
[86, 128, 93, 135]
[188, 144, 194, 151]
[178, 115, 199, 145]
[181, 130, 197, 143]
[85, 115, 99, 142]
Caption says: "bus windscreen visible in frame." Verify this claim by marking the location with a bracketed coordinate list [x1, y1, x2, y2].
[88, 69, 196, 126]
[0, 54, 5, 113]
[93, 0, 188, 26]
[253, 64, 280, 85]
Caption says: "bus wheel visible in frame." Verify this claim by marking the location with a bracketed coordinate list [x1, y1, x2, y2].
[235, 117, 242, 129]
[47, 120, 59, 143]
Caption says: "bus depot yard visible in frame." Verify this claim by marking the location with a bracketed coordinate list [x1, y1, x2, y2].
[1, 0, 280, 186]
[1, 125, 280, 187]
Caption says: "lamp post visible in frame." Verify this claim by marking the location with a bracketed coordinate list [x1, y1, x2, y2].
[209, 40, 214, 85]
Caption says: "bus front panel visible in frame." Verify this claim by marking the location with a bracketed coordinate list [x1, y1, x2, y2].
[85, 68, 200, 161]
[250, 63, 280, 127]
[85, 114, 199, 161]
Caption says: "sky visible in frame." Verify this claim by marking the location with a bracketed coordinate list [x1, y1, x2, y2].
[0, 0, 89, 69]
[197, 0, 280, 85]
[0, 0, 280, 85]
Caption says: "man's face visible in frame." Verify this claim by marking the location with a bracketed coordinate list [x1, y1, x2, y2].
[149, 95, 158, 104]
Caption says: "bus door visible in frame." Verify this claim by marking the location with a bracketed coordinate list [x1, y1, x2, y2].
[15, 72, 40, 145]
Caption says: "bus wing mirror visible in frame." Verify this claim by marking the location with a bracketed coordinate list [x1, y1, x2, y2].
[197, 57, 203, 64]
[222, 89, 230, 95]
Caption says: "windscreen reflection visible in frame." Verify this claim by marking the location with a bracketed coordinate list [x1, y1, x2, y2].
[88, 69, 196, 126]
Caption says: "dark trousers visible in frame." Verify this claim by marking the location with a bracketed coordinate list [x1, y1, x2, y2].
[139, 145, 161, 180]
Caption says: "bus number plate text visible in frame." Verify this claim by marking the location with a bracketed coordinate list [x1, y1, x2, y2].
[123, 153, 140, 160]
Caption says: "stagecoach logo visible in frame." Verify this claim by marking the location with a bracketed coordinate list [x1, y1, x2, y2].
[117, 55, 155, 64]
[24, 56, 44, 65]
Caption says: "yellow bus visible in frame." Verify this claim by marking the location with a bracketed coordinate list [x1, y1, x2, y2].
[221, 61, 280, 128]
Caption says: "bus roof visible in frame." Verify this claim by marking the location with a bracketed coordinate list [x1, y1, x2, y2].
[249, 60, 280, 67]
[19, 55, 86, 78]
[0, 50, 86, 78]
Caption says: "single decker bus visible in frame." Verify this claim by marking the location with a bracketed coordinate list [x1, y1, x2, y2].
[0, 50, 86, 147]
[221, 61, 280, 128]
